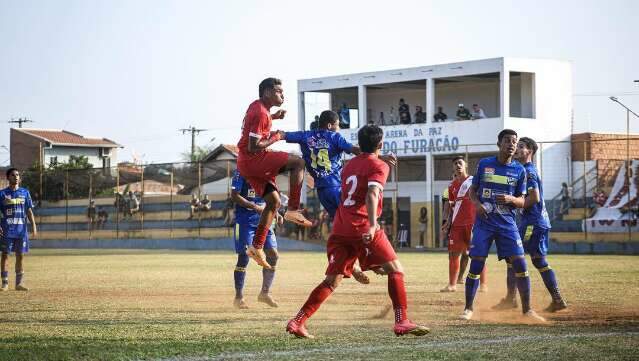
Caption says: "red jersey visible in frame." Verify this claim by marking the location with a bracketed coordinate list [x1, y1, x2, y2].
[237, 100, 272, 159]
[448, 175, 476, 226]
[333, 153, 390, 238]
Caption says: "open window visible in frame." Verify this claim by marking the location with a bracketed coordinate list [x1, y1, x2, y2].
[366, 80, 427, 126]
[434, 73, 500, 121]
[509, 71, 535, 118]
[303, 87, 359, 130]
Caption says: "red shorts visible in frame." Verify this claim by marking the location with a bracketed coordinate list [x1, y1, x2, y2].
[448, 224, 473, 253]
[237, 151, 289, 197]
[325, 230, 397, 277]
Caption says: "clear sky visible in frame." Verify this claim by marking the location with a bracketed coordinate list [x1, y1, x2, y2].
[1, 0, 637, 164]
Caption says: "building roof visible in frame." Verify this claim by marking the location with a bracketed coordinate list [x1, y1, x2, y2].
[14, 128, 121, 148]
[203, 144, 238, 162]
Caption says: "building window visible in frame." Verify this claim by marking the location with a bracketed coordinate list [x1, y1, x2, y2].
[433, 152, 497, 181]
[102, 157, 111, 169]
[397, 157, 426, 181]
[49, 156, 58, 167]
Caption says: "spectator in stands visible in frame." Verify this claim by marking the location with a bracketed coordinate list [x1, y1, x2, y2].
[418, 206, 428, 248]
[339, 103, 350, 128]
[188, 193, 200, 220]
[399, 98, 411, 124]
[378, 111, 386, 126]
[87, 200, 96, 228]
[127, 191, 140, 218]
[223, 196, 235, 226]
[310, 115, 319, 130]
[414, 105, 427, 124]
[199, 194, 212, 213]
[97, 207, 108, 229]
[456, 104, 472, 120]
[434, 106, 448, 122]
[593, 189, 607, 207]
[560, 182, 573, 215]
[471, 103, 487, 119]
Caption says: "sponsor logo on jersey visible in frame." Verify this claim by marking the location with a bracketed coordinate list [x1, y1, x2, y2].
[485, 167, 495, 175]
[482, 188, 492, 199]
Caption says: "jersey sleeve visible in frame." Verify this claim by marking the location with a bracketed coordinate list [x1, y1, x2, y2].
[25, 190, 33, 210]
[245, 107, 268, 139]
[367, 161, 390, 190]
[515, 167, 527, 197]
[231, 170, 244, 192]
[526, 169, 539, 193]
[335, 133, 354, 154]
[284, 131, 306, 144]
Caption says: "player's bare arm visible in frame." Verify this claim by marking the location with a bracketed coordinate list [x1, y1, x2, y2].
[364, 185, 381, 243]
[468, 184, 487, 219]
[523, 188, 541, 209]
[27, 208, 37, 237]
[231, 190, 265, 213]
[379, 153, 398, 167]
[495, 194, 525, 208]
[271, 109, 287, 119]
[247, 132, 283, 153]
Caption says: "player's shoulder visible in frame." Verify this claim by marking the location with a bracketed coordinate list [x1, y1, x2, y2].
[247, 100, 268, 115]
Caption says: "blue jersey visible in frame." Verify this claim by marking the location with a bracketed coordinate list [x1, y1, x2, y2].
[521, 162, 551, 229]
[285, 130, 353, 189]
[231, 170, 265, 227]
[0, 187, 33, 240]
[472, 156, 527, 230]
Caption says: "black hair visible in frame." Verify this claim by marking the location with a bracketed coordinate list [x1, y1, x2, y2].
[258, 77, 282, 98]
[318, 110, 339, 129]
[5, 167, 18, 178]
[358, 125, 384, 153]
[519, 136, 538, 155]
[310, 121, 318, 130]
[451, 155, 465, 163]
[497, 129, 518, 143]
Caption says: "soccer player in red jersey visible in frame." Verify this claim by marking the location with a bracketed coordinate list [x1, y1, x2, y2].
[237, 78, 312, 269]
[440, 156, 487, 293]
[286, 125, 429, 338]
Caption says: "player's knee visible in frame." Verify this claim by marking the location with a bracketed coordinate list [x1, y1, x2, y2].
[236, 253, 250, 268]
[265, 249, 279, 266]
[290, 155, 305, 169]
[323, 275, 342, 290]
[531, 256, 548, 270]
[381, 260, 403, 274]
[449, 252, 461, 259]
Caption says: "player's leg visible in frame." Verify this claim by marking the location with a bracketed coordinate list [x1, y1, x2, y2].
[460, 224, 491, 320]
[441, 251, 461, 292]
[1, 251, 8, 291]
[15, 248, 27, 291]
[457, 252, 469, 284]
[528, 227, 567, 312]
[281, 154, 311, 226]
[258, 234, 279, 307]
[492, 259, 518, 310]
[233, 223, 250, 309]
[246, 184, 280, 269]
[287, 273, 343, 339]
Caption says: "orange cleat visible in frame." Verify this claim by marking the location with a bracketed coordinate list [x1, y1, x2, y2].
[393, 320, 430, 336]
[284, 210, 312, 227]
[246, 246, 272, 269]
[286, 319, 314, 339]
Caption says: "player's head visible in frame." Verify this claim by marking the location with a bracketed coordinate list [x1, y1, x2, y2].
[451, 155, 467, 175]
[358, 124, 384, 154]
[497, 129, 518, 157]
[258, 77, 284, 107]
[6, 167, 19, 186]
[516, 136, 538, 162]
[318, 110, 340, 132]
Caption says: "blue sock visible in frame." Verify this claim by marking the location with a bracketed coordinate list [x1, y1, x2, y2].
[511, 257, 531, 313]
[464, 259, 485, 311]
[234, 254, 249, 299]
[16, 272, 24, 286]
[506, 261, 517, 301]
[1, 271, 7, 286]
[532, 257, 562, 302]
[261, 253, 278, 293]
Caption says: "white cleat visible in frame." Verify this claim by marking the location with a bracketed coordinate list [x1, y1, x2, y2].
[523, 310, 546, 323]
[459, 309, 474, 320]
[0, 284, 8, 292]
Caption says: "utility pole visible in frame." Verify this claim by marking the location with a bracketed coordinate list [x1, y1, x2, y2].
[179, 126, 208, 161]
[8, 117, 33, 128]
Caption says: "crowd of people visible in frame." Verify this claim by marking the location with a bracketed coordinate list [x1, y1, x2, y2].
[370, 99, 488, 126]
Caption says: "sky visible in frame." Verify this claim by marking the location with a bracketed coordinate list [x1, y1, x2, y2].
[1, 0, 638, 164]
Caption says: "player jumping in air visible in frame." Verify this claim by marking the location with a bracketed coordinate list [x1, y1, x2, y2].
[281, 110, 397, 284]
[493, 137, 568, 312]
[286, 125, 430, 338]
[231, 170, 282, 309]
[440, 156, 487, 293]
[460, 129, 545, 322]
[0, 168, 37, 292]
[237, 77, 312, 269]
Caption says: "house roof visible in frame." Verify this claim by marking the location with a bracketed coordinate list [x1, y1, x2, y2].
[203, 144, 238, 162]
[15, 128, 121, 148]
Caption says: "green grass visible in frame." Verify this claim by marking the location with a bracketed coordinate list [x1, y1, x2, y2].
[0, 249, 637, 360]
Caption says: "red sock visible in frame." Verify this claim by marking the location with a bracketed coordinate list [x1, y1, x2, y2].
[449, 255, 460, 286]
[297, 282, 334, 323]
[388, 272, 408, 323]
[251, 223, 269, 249]
[288, 180, 302, 210]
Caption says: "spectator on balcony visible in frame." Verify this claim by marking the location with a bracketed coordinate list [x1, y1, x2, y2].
[471, 103, 487, 119]
[456, 104, 472, 120]
[378, 111, 386, 126]
[310, 115, 319, 130]
[188, 193, 200, 220]
[434, 106, 448, 122]
[399, 98, 411, 124]
[414, 105, 427, 124]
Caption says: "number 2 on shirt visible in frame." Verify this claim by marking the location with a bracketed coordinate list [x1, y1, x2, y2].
[343, 175, 357, 206]
[310, 149, 331, 171]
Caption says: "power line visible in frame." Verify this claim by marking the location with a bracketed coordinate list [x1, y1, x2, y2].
[8, 117, 33, 128]
[179, 126, 209, 161]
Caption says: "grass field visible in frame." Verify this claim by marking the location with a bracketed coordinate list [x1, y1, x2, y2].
[0, 249, 638, 360]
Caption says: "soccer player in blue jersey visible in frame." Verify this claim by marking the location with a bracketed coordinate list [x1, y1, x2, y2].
[231, 169, 281, 309]
[460, 129, 545, 322]
[493, 137, 568, 312]
[0, 168, 37, 292]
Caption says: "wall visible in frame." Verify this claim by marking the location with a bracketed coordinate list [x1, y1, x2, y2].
[434, 81, 500, 119]
[10, 128, 41, 169]
[45, 146, 102, 168]
[571, 133, 639, 161]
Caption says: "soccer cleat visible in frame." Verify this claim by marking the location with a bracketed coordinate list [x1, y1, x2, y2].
[523, 310, 546, 323]
[393, 320, 430, 336]
[246, 246, 272, 270]
[440, 285, 456, 293]
[544, 299, 568, 313]
[492, 297, 518, 310]
[459, 309, 474, 320]
[372, 304, 392, 319]
[352, 269, 370, 284]
[233, 298, 249, 309]
[257, 293, 279, 308]
[286, 319, 314, 339]
[0, 284, 8, 292]
[15, 284, 28, 291]
[284, 210, 312, 227]
[479, 284, 488, 293]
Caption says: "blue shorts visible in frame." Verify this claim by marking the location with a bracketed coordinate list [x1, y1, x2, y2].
[468, 222, 524, 260]
[0, 238, 29, 254]
[520, 224, 549, 257]
[234, 223, 276, 254]
[317, 186, 341, 219]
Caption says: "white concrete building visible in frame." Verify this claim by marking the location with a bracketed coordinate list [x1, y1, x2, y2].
[297, 57, 573, 247]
